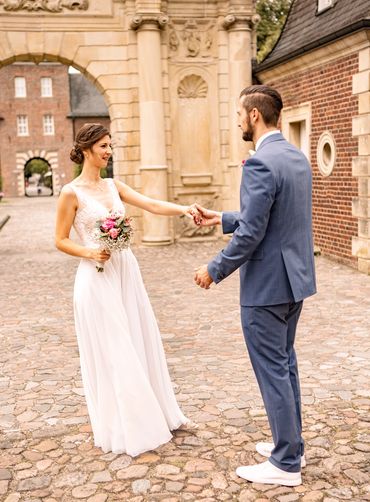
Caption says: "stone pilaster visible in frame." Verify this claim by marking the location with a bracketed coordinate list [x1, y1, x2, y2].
[352, 47, 370, 274]
[131, 12, 172, 245]
[222, 13, 254, 212]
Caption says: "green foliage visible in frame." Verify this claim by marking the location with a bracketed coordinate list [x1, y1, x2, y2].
[24, 158, 49, 178]
[73, 164, 83, 178]
[73, 164, 111, 179]
[24, 158, 53, 189]
[256, 0, 293, 63]
[0, 175, 3, 192]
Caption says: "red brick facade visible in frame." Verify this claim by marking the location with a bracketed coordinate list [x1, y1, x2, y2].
[267, 53, 359, 266]
[0, 63, 74, 197]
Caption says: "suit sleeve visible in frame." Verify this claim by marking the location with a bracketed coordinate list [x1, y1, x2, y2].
[221, 211, 240, 234]
[208, 157, 276, 284]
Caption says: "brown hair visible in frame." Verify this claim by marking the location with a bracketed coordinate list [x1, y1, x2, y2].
[239, 85, 283, 126]
[70, 123, 111, 164]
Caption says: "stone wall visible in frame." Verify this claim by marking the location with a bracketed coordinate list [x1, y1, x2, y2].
[352, 47, 370, 274]
[0, 0, 256, 245]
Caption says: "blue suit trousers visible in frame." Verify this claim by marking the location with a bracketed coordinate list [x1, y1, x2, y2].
[241, 301, 304, 472]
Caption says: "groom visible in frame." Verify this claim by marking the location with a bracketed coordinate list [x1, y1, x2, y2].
[194, 85, 316, 486]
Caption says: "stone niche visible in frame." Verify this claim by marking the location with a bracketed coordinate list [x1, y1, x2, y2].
[167, 14, 221, 241]
[170, 68, 220, 241]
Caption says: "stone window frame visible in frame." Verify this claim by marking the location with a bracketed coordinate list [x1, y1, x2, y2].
[316, 131, 336, 177]
[281, 102, 311, 161]
[14, 76, 26, 98]
[43, 114, 55, 136]
[41, 76, 53, 97]
[17, 115, 29, 136]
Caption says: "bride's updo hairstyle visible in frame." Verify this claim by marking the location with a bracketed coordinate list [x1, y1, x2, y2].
[70, 123, 111, 164]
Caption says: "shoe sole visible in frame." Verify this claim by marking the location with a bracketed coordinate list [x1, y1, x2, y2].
[236, 469, 302, 487]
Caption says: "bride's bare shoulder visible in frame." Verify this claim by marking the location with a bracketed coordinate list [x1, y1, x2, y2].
[59, 183, 78, 201]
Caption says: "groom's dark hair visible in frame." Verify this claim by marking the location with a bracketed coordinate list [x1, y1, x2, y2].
[240, 85, 283, 127]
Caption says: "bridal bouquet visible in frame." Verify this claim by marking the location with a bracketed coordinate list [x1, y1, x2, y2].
[93, 212, 133, 272]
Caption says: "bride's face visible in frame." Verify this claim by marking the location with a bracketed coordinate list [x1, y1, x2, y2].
[88, 135, 112, 168]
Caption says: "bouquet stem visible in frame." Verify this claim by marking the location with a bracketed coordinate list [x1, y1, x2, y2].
[96, 261, 104, 273]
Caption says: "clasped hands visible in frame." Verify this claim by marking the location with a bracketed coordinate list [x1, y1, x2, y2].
[186, 203, 222, 290]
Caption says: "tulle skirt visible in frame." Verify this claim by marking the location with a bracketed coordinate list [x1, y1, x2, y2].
[73, 248, 187, 456]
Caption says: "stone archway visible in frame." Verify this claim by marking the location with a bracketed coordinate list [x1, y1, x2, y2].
[16, 150, 57, 196]
[0, 0, 256, 244]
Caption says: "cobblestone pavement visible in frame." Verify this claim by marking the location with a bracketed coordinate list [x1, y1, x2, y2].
[0, 197, 369, 502]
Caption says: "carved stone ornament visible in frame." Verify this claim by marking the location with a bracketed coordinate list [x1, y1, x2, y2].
[178, 197, 217, 238]
[0, 0, 89, 12]
[130, 13, 169, 30]
[177, 75, 208, 99]
[168, 19, 215, 58]
[169, 29, 179, 51]
[222, 13, 251, 30]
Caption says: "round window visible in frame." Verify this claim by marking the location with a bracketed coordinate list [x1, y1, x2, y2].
[317, 131, 336, 176]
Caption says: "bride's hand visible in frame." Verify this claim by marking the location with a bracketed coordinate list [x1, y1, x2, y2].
[87, 249, 111, 262]
[184, 204, 202, 225]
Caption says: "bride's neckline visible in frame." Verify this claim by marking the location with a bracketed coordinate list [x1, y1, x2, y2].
[71, 178, 116, 213]
[73, 177, 107, 192]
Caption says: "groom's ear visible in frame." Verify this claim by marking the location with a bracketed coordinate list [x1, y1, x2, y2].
[250, 107, 259, 124]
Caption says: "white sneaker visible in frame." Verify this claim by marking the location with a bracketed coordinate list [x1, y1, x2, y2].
[236, 460, 302, 486]
[256, 442, 306, 468]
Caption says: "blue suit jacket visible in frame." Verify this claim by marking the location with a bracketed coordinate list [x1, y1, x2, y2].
[208, 133, 316, 306]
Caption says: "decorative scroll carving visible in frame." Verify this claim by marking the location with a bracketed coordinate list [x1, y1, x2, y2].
[168, 19, 215, 58]
[130, 12, 169, 30]
[169, 29, 179, 51]
[177, 75, 208, 99]
[177, 197, 217, 238]
[0, 0, 88, 12]
[182, 20, 201, 57]
[222, 13, 257, 30]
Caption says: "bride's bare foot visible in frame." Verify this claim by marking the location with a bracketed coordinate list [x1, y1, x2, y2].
[178, 420, 199, 431]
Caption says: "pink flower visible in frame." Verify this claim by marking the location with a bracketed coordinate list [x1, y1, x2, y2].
[101, 219, 116, 231]
[108, 228, 120, 239]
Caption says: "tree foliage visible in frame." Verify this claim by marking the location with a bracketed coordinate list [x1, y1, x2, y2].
[256, 0, 293, 63]
[25, 158, 53, 189]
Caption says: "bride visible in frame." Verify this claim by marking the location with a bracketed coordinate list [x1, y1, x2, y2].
[55, 123, 199, 456]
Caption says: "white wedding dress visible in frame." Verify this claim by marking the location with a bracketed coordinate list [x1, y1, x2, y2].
[69, 179, 188, 456]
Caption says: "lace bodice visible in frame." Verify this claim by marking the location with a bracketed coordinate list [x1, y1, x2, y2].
[70, 178, 125, 247]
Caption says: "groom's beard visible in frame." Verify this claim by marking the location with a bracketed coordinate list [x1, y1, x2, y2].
[242, 118, 254, 142]
[242, 130, 253, 142]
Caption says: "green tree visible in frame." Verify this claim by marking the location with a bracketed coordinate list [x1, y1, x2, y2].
[256, 0, 293, 63]
[73, 161, 112, 179]
[24, 158, 53, 189]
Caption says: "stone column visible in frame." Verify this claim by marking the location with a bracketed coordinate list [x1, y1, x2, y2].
[352, 46, 370, 274]
[222, 14, 253, 211]
[131, 13, 171, 245]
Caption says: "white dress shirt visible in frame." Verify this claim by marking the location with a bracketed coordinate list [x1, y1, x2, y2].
[255, 130, 281, 152]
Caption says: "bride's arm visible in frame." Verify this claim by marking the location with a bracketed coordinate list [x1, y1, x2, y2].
[55, 187, 110, 263]
[114, 179, 197, 218]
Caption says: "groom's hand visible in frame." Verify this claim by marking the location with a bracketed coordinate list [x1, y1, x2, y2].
[194, 204, 222, 227]
[194, 265, 213, 289]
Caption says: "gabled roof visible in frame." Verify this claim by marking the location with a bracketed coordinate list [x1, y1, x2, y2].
[257, 0, 370, 71]
[68, 74, 109, 118]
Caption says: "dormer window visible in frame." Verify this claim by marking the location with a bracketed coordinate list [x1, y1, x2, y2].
[317, 0, 335, 14]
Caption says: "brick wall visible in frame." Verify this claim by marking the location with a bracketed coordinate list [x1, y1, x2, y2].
[0, 62, 74, 196]
[265, 53, 359, 266]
